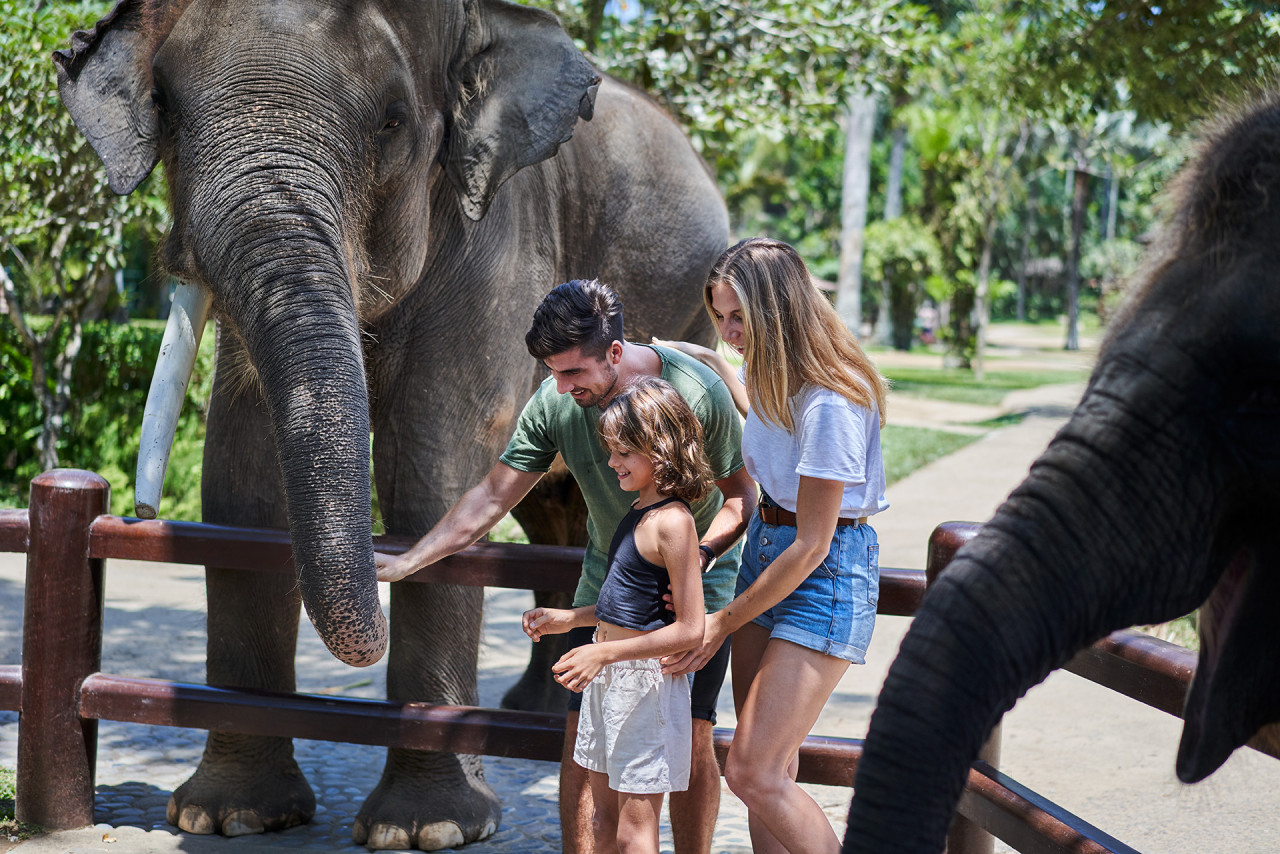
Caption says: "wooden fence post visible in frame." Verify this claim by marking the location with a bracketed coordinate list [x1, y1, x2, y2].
[17, 469, 109, 829]
[926, 522, 997, 854]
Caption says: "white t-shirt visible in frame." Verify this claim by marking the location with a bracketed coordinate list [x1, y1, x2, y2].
[741, 382, 889, 519]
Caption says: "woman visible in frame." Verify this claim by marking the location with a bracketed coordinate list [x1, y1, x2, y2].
[665, 237, 888, 853]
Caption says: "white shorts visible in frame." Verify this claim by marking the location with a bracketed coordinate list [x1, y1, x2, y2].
[573, 656, 692, 794]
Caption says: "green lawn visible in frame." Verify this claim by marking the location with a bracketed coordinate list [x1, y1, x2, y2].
[884, 365, 1089, 407]
[882, 424, 982, 485]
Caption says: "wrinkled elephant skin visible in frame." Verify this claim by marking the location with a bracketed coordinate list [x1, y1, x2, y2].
[844, 90, 1280, 853]
[56, 0, 728, 849]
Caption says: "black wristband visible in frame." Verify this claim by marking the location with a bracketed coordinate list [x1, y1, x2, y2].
[698, 544, 716, 569]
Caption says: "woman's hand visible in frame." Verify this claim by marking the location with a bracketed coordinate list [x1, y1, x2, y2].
[522, 607, 578, 642]
[661, 610, 730, 676]
[553, 645, 609, 692]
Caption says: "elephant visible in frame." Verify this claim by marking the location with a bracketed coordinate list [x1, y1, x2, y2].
[842, 88, 1280, 853]
[55, 0, 728, 849]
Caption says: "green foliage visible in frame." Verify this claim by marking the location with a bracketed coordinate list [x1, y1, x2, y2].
[529, 0, 945, 275]
[0, 319, 213, 520]
[0, 0, 166, 303]
[2, 0, 169, 472]
[862, 217, 943, 287]
[1014, 0, 1280, 131]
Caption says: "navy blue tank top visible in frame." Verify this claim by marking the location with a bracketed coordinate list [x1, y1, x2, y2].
[594, 496, 688, 631]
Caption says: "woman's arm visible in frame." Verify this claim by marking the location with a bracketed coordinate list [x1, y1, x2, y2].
[652, 337, 748, 416]
[553, 509, 705, 691]
[664, 476, 842, 676]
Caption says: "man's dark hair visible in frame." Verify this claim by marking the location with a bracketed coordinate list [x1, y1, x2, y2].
[526, 279, 624, 361]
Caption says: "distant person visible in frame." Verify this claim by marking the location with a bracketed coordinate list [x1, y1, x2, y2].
[663, 238, 889, 854]
[523, 377, 710, 854]
[376, 279, 756, 854]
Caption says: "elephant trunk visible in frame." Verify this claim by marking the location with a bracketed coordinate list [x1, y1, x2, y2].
[181, 147, 387, 668]
[845, 378, 1219, 852]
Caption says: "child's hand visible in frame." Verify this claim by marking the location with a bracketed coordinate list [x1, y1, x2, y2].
[522, 607, 575, 641]
[552, 645, 607, 693]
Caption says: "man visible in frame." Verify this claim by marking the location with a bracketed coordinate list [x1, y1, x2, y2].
[376, 279, 755, 854]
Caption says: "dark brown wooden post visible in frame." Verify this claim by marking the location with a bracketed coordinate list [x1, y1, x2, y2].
[18, 470, 109, 829]
[926, 522, 997, 854]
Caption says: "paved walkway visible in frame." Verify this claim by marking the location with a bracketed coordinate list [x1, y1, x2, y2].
[4, 329, 1280, 853]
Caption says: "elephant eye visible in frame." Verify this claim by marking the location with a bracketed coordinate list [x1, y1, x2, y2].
[150, 86, 167, 111]
[379, 101, 408, 135]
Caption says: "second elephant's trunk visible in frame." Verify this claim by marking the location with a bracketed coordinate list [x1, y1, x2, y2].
[844, 387, 1220, 852]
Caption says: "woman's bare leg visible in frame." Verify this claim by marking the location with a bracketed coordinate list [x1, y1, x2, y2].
[725, 636, 851, 854]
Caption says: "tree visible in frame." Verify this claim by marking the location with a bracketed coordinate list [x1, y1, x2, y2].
[530, 0, 941, 330]
[1012, 1, 1280, 349]
[0, 0, 167, 471]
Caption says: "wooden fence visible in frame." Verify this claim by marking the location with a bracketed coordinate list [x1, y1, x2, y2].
[0, 469, 1242, 853]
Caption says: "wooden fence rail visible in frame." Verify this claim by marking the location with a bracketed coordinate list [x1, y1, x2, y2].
[0, 470, 1215, 853]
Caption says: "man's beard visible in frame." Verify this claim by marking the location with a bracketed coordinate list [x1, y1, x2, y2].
[574, 364, 619, 409]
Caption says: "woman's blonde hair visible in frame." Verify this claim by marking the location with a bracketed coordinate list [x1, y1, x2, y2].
[705, 237, 888, 431]
[597, 377, 713, 503]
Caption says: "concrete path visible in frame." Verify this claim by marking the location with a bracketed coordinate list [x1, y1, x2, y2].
[4, 326, 1280, 853]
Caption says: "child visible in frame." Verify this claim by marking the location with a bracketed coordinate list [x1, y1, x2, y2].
[522, 376, 710, 854]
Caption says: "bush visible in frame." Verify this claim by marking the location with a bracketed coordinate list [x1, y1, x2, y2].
[0, 318, 213, 519]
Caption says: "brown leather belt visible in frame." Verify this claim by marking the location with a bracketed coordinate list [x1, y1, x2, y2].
[758, 503, 866, 528]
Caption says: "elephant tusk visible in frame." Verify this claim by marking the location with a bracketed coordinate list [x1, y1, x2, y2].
[135, 282, 212, 519]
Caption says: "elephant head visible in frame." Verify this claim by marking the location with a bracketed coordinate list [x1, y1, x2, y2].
[54, 0, 599, 667]
[844, 90, 1280, 852]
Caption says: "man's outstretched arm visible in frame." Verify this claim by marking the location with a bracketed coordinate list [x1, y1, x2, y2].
[375, 462, 544, 581]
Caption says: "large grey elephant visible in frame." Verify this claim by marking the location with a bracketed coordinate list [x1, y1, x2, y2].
[843, 90, 1280, 853]
[55, 0, 727, 849]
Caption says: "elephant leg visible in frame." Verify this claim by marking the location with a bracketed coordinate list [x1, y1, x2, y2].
[167, 569, 313, 836]
[168, 336, 314, 836]
[503, 464, 588, 714]
[354, 581, 501, 851]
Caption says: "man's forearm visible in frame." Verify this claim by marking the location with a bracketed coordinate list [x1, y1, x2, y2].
[701, 468, 756, 558]
[378, 463, 541, 581]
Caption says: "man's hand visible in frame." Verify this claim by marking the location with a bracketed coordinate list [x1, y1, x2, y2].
[662, 611, 729, 677]
[523, 607, 578, 642]
[553, 645, 608, 693]
[375, 551, 419, 583]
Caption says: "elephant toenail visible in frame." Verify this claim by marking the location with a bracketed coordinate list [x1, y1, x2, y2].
[417, 821, 465, 850]
[368, 823, 413, 850]
[223, 809, 266, 836]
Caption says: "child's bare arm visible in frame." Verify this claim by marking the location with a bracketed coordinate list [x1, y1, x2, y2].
[523, 605, 595, 642]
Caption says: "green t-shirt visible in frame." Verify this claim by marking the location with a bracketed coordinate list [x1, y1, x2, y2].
[500, 344, 745, 609]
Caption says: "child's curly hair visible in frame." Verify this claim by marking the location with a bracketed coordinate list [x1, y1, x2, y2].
[598, 377, 713, 503]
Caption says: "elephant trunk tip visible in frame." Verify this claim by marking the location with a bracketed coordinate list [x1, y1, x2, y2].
[135, 501, 158, 520]
[318, 609, 389, 668]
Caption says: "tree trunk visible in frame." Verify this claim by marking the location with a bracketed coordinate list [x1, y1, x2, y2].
[1017, 177, 1037, 322]
[885, 123, 906, 220]
[835, 91, 876, 338]
[973, 212, 996, 382]
[1065, 160, 1088, 352]
[877, 121, 908, 348]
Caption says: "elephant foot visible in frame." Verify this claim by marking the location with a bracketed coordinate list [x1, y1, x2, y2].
[166, 743, 315, 836]
[354, 753, 501, 851]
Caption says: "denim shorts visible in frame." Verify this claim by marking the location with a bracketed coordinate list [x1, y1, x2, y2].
[736, 510, 879, 664]
[573, 655, 692, 794]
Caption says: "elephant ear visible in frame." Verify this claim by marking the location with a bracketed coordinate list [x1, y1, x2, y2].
[446, 0, 601, 221]
[52, 0, 159, 195]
